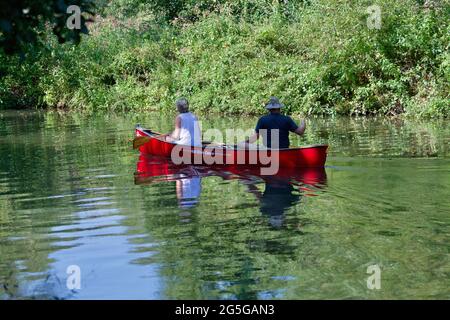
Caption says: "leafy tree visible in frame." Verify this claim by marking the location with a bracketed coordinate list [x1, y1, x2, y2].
[0, 0, 96, 55]
[133, 0, 304, 21]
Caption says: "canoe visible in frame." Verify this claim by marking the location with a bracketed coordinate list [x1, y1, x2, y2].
[135, 126, 328, 168]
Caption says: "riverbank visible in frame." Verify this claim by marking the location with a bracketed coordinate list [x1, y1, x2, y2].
[0, 0, 448, 118]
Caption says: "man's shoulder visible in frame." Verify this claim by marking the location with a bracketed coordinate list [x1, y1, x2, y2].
[280, 114, 293, 120]
[181, 112, 198, 119]
[189, 112, 199, 119]
[259, 114, 272, 121]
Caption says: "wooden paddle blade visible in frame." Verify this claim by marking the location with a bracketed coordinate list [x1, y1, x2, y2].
[133, 136, 150, 149]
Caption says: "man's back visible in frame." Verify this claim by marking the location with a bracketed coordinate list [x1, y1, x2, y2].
[178, 112, 202, 147]
[255, 113, 298, 149]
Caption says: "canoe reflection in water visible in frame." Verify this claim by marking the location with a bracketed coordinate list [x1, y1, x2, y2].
[135, 155, 327, 227]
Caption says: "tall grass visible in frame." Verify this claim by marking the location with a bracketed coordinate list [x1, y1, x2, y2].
[0, 0, 448, 117]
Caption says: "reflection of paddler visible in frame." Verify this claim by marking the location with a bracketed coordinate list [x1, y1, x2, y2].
[261, 180, 300, 222]
[175, 167, 202, 209]
[245, 177, 301, 228]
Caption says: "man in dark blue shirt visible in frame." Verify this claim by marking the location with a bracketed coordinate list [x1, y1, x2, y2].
[243, 97, 306, 149]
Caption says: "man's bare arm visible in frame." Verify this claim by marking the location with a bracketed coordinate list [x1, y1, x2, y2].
[170, 116, 182, 140]
[295, 119, 306, 136]
[245, 132, 259, 144]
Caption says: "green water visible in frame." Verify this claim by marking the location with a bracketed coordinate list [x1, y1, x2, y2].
[0, 110, 449, 299]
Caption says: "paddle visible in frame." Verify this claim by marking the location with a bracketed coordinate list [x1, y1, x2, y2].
[133, 128, 226, 150]
[133, 136, 150, 149]
[133, 134, 168, 149]
[133, 136, 224, 149]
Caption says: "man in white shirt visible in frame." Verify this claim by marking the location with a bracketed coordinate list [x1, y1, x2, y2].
[165, 98, 202, 147]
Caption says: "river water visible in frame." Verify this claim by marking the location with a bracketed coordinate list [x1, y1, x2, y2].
[0, 110, 449, 299]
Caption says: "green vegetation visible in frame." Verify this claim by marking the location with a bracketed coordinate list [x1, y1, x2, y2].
[0, 0, 95, 54]
[0, 0, 448, 117]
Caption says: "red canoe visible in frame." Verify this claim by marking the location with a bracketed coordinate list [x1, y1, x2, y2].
[135, 126, 328, 168]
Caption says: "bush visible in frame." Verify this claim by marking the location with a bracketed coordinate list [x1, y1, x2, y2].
[0, 0, 448, 118]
